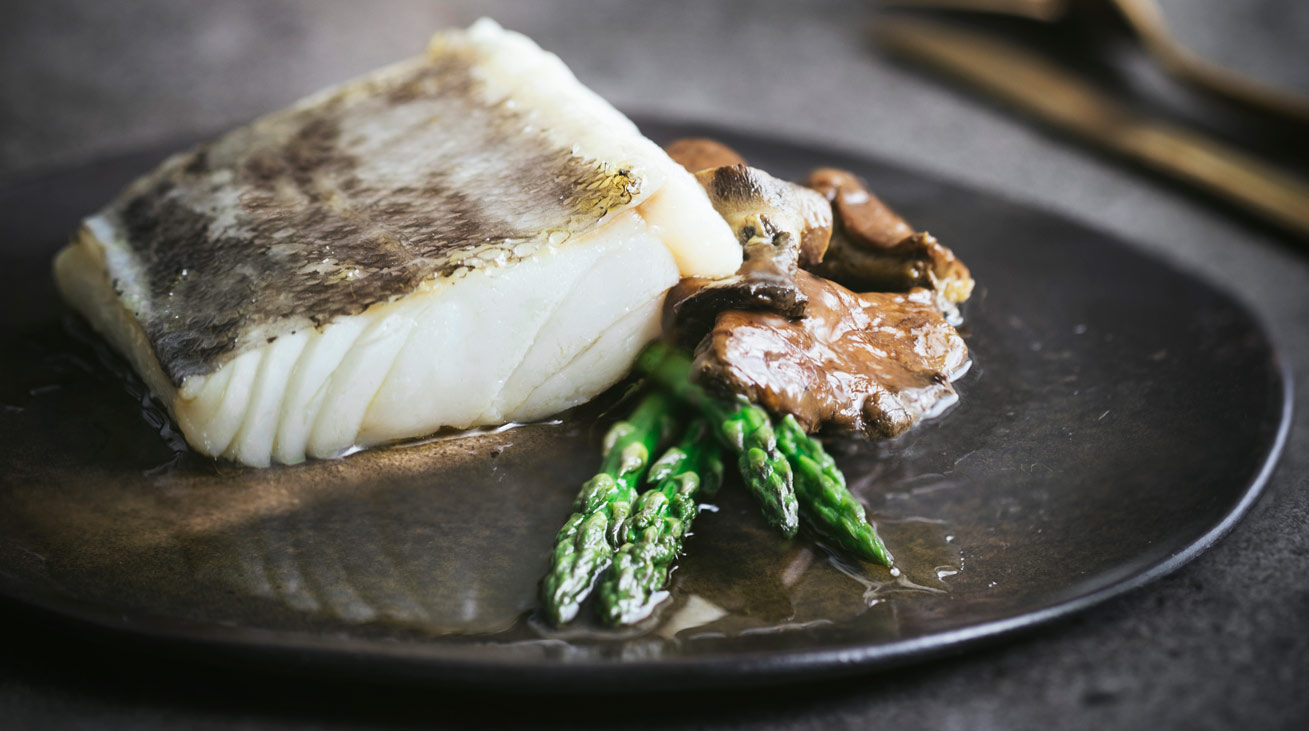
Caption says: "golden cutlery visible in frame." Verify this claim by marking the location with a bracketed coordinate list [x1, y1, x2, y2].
[874, 16, 1309, 240]
[883, 0, 1309, 124]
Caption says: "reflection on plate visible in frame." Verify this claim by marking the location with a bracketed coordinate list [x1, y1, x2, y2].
[0, 120, 1289, 689]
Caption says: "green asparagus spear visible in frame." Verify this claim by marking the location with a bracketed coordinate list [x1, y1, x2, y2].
[775, 413, 894, 566]
[635, 343, 798, 537]
[597, 419, 724, 625]
[541, 391, 674, 625]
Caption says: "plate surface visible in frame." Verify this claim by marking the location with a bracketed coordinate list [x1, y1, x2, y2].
[0, 120, 1289, 690]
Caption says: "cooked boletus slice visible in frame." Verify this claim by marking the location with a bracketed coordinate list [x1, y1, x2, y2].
[694, 270, 969, 440]
[701, 165, 833, 268]
[806, 167, 973, 305]
[663, 164, 834, 346]
[664, 137, 747, 173]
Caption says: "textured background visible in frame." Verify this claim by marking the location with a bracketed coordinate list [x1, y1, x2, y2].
[1, 1, 1307, 729]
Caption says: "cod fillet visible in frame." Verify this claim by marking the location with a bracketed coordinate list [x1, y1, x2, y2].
[54, 19, 741, 466]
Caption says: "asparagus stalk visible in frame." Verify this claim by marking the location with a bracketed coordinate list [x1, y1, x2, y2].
[597, 419, 724, 625]
[635, 343, 798, 538]
[540, 391, 674, 625]
[775, 413, 894, 566]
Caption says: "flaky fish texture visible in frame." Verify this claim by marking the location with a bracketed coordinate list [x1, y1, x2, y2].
[54, 19, 741, 466]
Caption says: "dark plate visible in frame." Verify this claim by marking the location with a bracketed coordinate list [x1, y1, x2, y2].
[0, 120, 1290, 691]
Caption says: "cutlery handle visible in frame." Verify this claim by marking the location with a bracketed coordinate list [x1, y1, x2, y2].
[875, 17, 1309, 240]
[1111, 0, 1309, 125]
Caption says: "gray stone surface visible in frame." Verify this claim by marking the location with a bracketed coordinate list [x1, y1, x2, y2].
[1, 1, 1306, 729]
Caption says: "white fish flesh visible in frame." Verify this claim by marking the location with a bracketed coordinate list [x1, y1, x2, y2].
[53, 19, 741, 466]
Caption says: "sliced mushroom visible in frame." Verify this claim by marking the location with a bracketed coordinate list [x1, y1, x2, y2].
[805, 167, 974, 305]
[664, 137, 747, 173]
[693, 271, 969, 440]
[700, 164, 833, 268]
[663, 164, 834, 346]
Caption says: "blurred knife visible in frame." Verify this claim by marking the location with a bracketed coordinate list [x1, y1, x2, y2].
[875, 16, 1309, 240]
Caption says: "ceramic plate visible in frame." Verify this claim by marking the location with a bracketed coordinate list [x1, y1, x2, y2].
[0, 120, 1289, 689]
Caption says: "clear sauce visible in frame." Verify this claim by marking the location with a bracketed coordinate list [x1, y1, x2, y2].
[0, 316, 967, 658]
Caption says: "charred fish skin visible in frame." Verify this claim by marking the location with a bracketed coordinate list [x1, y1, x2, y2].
[86, 21, 730, 386]
[54, 19, 742, 466]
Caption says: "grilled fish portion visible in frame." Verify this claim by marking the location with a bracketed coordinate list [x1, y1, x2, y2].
[54, 19, 741, 466]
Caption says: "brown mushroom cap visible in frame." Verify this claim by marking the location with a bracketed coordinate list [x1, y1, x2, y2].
[806, 167, 913, 249]
[696, 164, 832, 267]
[694, 271, 969, 439]
[662, 164, 835, 347]
[805, 167, 973, 304]
[664, 137, 748, 173]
